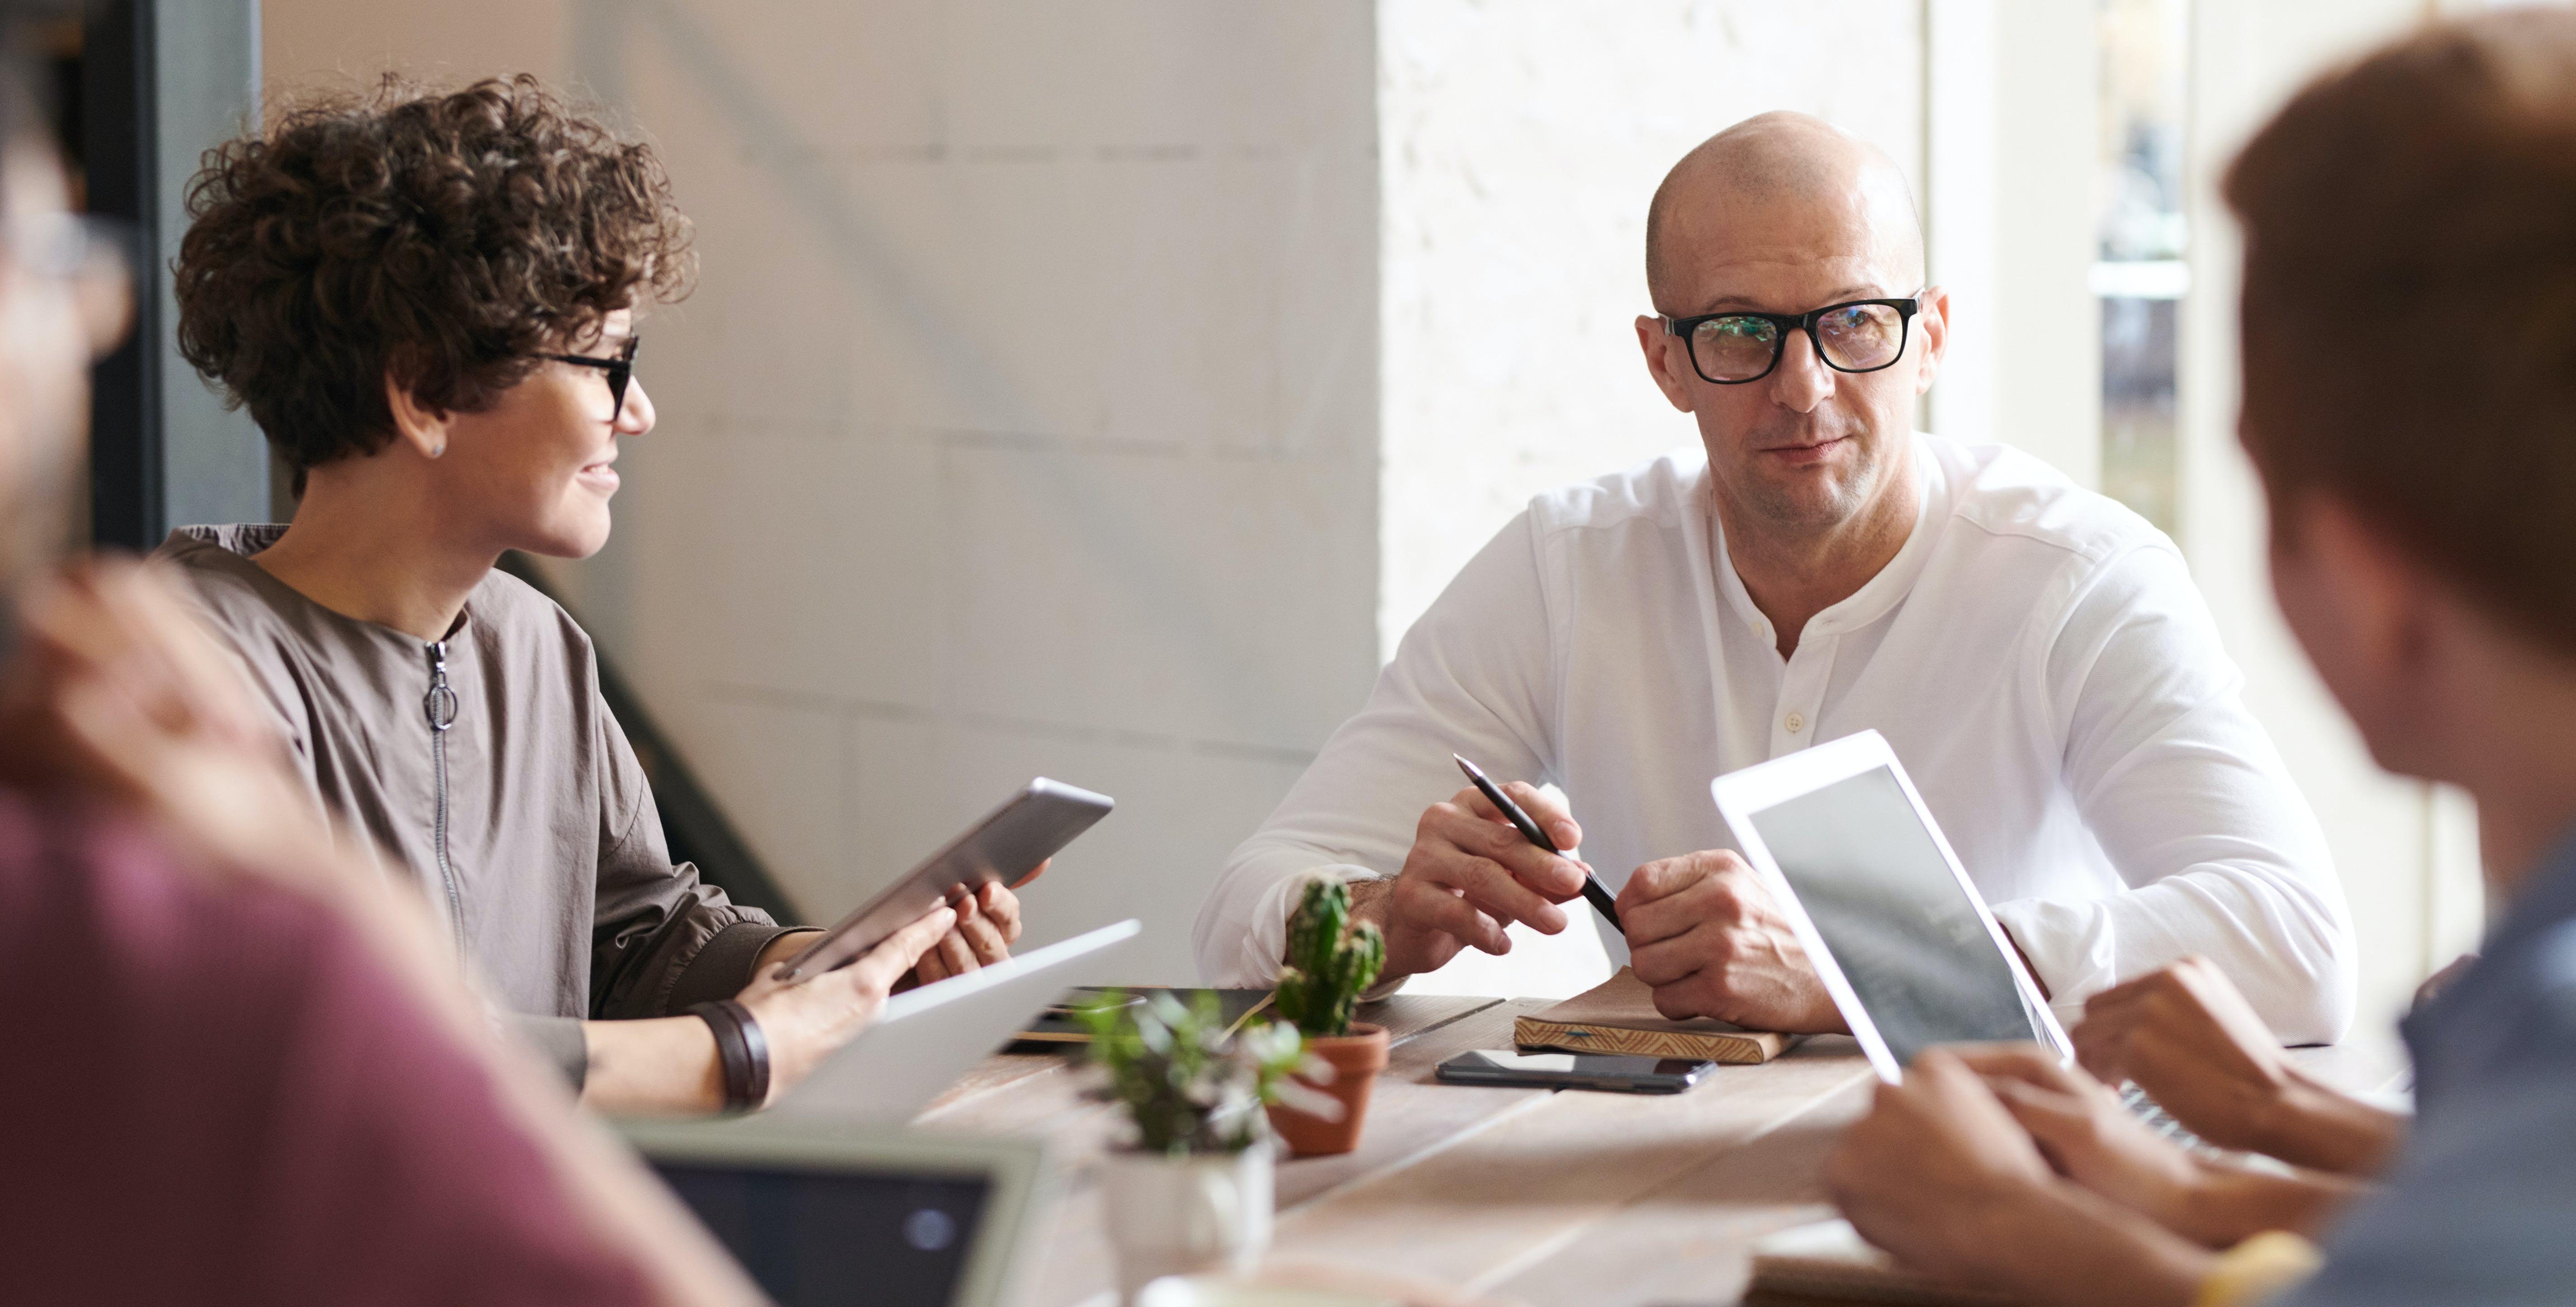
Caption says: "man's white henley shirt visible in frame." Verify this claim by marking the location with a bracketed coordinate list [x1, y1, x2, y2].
[1195, 435, 2355, 1040]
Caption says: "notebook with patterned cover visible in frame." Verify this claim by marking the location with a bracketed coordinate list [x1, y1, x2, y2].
[1512, 966, 1792, 1064]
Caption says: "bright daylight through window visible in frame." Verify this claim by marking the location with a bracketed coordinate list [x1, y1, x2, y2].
[2095, 0, 2189, 538]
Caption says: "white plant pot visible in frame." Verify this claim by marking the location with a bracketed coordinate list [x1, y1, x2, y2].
[1098, 1146, 1275, 1302]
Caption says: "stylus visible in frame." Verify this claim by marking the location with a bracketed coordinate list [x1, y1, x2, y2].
[1452, 753, 1622, 932]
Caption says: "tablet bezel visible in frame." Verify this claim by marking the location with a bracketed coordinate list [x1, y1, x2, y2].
[621, 1118, 1051, 1307]
[1708, 729, 2071, 1084]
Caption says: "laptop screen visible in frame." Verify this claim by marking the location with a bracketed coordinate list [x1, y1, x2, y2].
[655, 1161, 991, 1307]
[1744, 764, 2049, 1065]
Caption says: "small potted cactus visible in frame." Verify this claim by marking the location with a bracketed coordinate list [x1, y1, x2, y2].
[1265, 876, 1390, 1156]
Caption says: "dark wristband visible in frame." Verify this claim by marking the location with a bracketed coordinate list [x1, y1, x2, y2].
[688, 999, 771, 1113]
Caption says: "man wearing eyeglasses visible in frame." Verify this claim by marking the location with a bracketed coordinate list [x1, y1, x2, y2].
[1197, 112, 2353, 1044]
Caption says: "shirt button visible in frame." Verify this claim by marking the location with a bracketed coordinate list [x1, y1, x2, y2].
[1785, 711, 1806, 734]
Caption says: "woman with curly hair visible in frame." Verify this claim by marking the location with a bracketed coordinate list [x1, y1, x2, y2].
[153, 76, 1027, 1115]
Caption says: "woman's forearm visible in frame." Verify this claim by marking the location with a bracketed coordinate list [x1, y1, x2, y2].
[2170, 1159, 2375, 1247]
[2250, 1070, 2409, 1176]
[1982, 1182, 2217, 1307]
[580, 1017, 726, 1116]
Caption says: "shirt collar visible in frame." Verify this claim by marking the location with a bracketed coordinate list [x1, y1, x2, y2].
[182, 522, 476, 652]
[2405, 819, 2576, 1075]
[2481, 820, 2576, 961]
[1704, 432, 1943, 647]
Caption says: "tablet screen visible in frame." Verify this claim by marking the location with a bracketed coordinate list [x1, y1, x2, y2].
[1745, 765, 2047, 1065]
[656, 1162, 990, 1306]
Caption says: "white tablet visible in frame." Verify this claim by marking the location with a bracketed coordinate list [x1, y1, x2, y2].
[1708, 729, 2068, 1083]
[623, 1117, 1051, 1307]
[769, 918, 1142, 1125]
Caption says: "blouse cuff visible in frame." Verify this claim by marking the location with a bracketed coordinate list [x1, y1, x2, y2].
[664, 921, 806, 1013]
[2192, 1231, 2322, 1307]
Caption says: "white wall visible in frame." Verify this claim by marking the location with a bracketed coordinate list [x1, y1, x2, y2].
[1378, 0, 1925, 652]
[1924, 0, 2102, 482]
[264, 0, 1383, 983]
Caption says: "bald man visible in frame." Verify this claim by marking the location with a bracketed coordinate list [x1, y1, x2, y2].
[1195, 114, 2353, 1042]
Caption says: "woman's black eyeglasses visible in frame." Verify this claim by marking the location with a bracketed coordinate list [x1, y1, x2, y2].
[1662, 294, 1921, 385]
[536, 336, 640, 420]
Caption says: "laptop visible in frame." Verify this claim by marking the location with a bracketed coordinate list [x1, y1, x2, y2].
[625, 1118, 1051, 1307]
[769, 918, 1143, 1124]
[1709, 730, 2197, 1141]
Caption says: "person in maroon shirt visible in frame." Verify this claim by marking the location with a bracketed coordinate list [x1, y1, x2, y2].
[0, 35, 900, 1306]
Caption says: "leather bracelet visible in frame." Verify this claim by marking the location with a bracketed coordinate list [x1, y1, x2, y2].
[688, 1000, 770, 1113]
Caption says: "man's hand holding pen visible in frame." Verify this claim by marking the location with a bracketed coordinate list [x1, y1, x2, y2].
[1352, 777, 1595, 981]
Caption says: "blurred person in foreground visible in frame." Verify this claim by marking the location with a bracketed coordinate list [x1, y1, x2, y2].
[0, 40, 806, 1304]
[1826, 11, 2576, 1304]
[152, 76, 1013, 1114]
[1198, 109, 2351, 1043]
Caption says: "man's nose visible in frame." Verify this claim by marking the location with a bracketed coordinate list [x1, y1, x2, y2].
[1766, 327, 1835, 413]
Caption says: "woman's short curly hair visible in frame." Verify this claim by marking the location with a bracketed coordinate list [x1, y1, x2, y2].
[175, 75, 694, 479]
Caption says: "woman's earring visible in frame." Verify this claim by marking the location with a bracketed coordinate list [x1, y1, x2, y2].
[428, 441, 446, 459]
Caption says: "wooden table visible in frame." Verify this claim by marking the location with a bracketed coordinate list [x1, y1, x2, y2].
[913, 996, 2409, 1307]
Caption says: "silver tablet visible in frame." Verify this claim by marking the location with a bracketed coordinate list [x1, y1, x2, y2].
[778, 778, 1114, 982]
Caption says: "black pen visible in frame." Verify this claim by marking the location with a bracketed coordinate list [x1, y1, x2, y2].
[1452, 753, 1622, 932]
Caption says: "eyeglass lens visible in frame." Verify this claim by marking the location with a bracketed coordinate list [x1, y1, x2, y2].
[1689, 303, 1908, 381]
[606, 339, 636, 419]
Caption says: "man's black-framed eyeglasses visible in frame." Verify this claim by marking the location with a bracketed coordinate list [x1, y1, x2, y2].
[536, 335, 640, 421]
[1662, 294, 1921, 385]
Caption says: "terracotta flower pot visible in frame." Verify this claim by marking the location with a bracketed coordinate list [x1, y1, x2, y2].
[1265, 1022, 1389, 1157]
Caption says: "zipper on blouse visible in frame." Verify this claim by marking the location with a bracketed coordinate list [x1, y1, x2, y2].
[423, 641, 465, 954]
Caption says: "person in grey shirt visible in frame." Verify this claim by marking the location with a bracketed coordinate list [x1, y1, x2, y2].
[153, 77, 1027, 1114]
[1819, 11, 2576, 1304]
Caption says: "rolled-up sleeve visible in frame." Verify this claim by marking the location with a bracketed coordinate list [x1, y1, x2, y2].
[588, 708, 798, 1022]
[1992, 543, 2355, 1042]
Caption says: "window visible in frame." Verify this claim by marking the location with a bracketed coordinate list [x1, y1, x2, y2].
[2094, 0, 2189, 538]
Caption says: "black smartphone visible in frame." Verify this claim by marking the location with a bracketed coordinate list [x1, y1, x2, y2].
[1435, 1049, 1715, 1094]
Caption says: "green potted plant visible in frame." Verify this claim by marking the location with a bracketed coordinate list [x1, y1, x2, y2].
[1265, 876, 1390, 1156]
[1077, 990, 1317, 1300]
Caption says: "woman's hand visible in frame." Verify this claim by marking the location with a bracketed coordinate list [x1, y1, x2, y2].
[2072, 958, 2403, 1174]
[1951, 1044, 2208, 1240]
[1826, 1046, 2217, 1307]
[2073, 957, 2288, 1122]
[735, 903, 957, 1102]
[908, 876, 1030, 986]
[1824, 1047, 2062, 1285]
